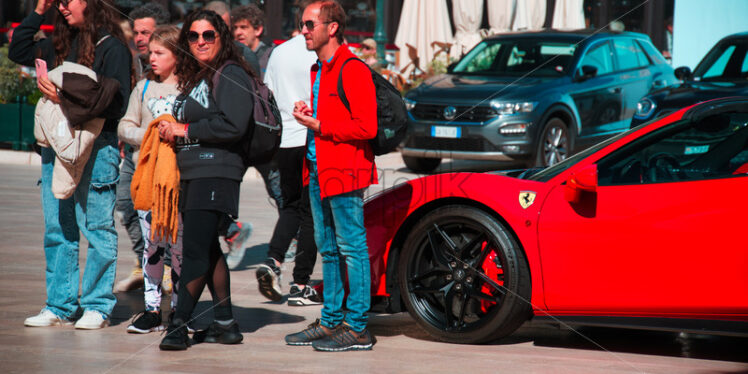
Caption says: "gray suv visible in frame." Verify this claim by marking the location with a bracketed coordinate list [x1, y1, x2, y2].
[401, 30, 676, 172]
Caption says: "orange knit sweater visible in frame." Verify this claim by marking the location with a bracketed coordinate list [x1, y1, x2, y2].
[131, 114, 181, 243]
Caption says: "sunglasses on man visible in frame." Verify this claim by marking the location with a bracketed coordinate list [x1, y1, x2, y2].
[187, 30, 217, 44]
[298, 20, 332, 31]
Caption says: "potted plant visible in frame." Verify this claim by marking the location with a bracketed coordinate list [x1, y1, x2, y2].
[0, 45, 41, 150]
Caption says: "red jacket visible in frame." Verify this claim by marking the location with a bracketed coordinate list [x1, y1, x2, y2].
[307, 45, 378, 198]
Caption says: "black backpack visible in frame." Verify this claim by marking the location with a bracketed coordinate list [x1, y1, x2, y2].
[213, 60, 282, 166]
[337, 58, 408, 156]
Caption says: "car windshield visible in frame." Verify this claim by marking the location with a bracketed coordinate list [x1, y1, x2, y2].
[692, 38, 748, 82]
[452, 38, 578, 77]
[527, 129, 632, 182]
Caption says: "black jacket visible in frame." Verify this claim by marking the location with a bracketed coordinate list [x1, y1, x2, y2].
[174, 64, 254, 181]
[8, 12, 131, 133]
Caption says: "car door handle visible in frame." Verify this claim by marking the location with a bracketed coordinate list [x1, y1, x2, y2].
[610, 87, 622, 94]
[652, 79, 667, 89]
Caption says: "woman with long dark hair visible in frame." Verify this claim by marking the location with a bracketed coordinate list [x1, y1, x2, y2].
[157, 9, 256, 350]
[9, 0, 132, 329]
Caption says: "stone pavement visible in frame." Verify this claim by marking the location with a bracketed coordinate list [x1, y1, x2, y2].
[0, 150, 746, 373]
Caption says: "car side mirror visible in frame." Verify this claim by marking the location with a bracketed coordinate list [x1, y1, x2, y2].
[576, 65, 598, 81]
[447, 62, 458, 73]
[564, 164, 598, 203]
[674, 66, 692, 81]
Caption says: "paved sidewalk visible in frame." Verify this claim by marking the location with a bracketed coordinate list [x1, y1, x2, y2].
[0, 159, 746, 373]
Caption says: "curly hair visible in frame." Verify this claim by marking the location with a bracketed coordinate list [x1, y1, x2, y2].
[52, 0, 130, 68]
[145, 25, 180, 82]
[230, 4, 265, 30]
[129, 2, 171, 26]
[175, 9, 256, 94]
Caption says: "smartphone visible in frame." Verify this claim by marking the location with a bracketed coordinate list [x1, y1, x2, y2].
[35, 59, 48, 80]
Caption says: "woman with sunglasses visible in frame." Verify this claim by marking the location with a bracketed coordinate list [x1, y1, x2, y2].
[157, 9, 256, 351]
[9, 0, 131, 329]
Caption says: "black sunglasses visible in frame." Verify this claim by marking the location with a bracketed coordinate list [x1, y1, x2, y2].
[298, 20, 331, 31]
[56, 0, 71, 8]
[187, 30, 217, 44]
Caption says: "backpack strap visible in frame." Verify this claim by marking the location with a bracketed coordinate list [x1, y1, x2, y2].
[336, 57, 368, 114]
[141, 79, 150, 102]
[211, 59, 239, 98]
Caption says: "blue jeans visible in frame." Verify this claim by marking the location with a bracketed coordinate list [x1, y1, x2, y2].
[40, 132, 120, 319]
[309, 163, 370, 332]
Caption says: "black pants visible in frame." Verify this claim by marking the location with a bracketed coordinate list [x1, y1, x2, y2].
[267, 146, 317, 285]
[174, 209, 233, 322]
[255, 159, 283, 211]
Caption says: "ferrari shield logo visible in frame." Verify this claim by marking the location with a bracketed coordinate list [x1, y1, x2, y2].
[519, 191, 536, 209]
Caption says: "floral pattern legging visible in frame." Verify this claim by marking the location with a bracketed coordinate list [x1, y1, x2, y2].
[137, 210, 183, 312]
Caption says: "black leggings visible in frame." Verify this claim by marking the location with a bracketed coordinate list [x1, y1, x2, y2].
[174, 209, 233, 323]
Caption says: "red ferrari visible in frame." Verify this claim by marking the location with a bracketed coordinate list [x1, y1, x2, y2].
[363, 98, 748, 344]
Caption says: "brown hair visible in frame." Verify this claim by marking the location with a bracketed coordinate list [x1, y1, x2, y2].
[230, 4, 265, 30]
[145, 25, 180, 82]
[52, 0, 130, 68]
[306, 0, 346, 44]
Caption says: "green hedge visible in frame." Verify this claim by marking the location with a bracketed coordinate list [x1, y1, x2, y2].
[0, 46, 38, 150]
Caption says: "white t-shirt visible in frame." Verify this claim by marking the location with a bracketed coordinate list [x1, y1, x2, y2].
[263, 35, 319, 148]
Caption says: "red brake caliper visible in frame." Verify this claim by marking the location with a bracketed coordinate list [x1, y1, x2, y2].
[479, 242, 504, 313]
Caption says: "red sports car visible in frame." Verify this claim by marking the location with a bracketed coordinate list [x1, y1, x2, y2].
[364, 98, 748, 344]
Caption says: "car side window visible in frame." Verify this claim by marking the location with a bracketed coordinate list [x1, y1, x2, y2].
[703, 45, 736, 78]
[580, 41, 613, 75]
[464, 43, 502, 73]
[598, 112, 748, 185]
[638, 39, 666, 65]
[612, 39, 648, 71]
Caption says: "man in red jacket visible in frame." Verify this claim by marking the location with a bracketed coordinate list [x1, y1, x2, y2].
[286, 0, 378, 352]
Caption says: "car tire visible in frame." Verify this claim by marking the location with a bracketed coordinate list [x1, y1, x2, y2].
[402, 155, 441, 173]
[534, 117, 573, 167]
[398, 205, 531, 344]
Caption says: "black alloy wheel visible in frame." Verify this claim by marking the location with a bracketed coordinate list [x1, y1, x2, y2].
[398, 205, 531, 344]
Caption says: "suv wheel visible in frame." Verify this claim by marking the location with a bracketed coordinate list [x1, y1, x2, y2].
[534, 118, 572, 167]
[403, 155, 441, 173]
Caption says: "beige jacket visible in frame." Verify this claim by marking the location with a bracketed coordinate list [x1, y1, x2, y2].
[34, 62, 106, 199]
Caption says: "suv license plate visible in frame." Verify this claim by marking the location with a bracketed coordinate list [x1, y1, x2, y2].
[431, 126, 461, 138]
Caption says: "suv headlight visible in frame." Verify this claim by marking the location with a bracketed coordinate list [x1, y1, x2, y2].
[490, 101, 536, 115]
[404, 98, 416, 111]
[635, 97, 656, 119]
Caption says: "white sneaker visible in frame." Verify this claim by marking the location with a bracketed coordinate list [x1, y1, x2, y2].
[74, 310, 110, 330]
[24, 309, 73, 327]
